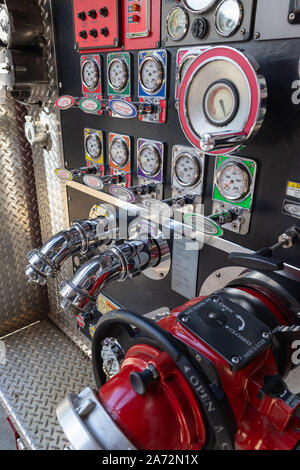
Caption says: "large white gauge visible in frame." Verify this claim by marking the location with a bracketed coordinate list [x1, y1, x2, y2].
[174, 152, 201, 187]
[215, 0, 243, 37]
[178, 54, 197, 84]
[110, 137, 129, 168]
[101, 338, 124, 379]
[166, 7, 189, 41]
[204, 80, 239, 127]
[108, 58, 129, 92]
[139, 56, 164, 94]
[183, 0, 217, 13]
[0, 4, 10, 46]
[85, 133, 102, 161]
[138, 144, 161, 177]
[81, 59, 100, 91]
[216, 162, 251, 201]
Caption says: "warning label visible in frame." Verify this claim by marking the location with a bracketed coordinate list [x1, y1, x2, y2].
[96, 294, 120, 314]
[286, 181, 300, 200]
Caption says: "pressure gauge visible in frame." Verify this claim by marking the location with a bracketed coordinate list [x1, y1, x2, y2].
[215, 0, 243, 37]
[108, 57, 129, 92]
[81, 59, 100, 91]
[166, 7, 189, 41]
[174, 152, 201, 187]
[85, 133, 102, 161]
[183, 0, 217, 13]
[138, 144, 161, 177]
[216, 162, 251, 201]
[110, 137, 129, 168]
[101, 338, 124, 379]
[204, 80, 239, 127]
[139, 55, 164, 94]
[0, 4, 10, 46]
[178, 54, 197, 84]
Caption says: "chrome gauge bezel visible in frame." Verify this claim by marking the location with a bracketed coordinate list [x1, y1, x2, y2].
[182, 0, 217, 13]
[81, 59, 100, 91]
[215, 0, 243, 37]
[109, 137, 129, 169]
[173, 152, 201, 188]
[139, 55, 164, 94]
[138, 143, 162, 177]
[177, 53, 197, 85]
[166, 6, 189, 41]
[216, 161, 251, 202]
[107, 57, 129, 93]
[85, 132, 102, 161]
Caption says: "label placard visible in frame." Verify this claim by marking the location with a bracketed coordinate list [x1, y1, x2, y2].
[171, 237, 199, 299]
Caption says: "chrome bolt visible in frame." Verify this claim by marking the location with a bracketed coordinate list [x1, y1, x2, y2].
[208, 312, 217, 319]
[231, 356, 240, 365]
[262, 331, 269, 339]
[254, 32, 260, 39]
[213, 297, 220, 303]
[216, 272, 221, 278]
[181, 315, 190, 323]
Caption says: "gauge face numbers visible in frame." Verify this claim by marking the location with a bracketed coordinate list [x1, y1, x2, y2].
[110, 138, 129, 168]
[140, 56, 164, 94]
[108, 58, 129, 92]
[166, 7, 189, 41]
[81, 59, 100, 91]
[183, 0, 217, 13]
[216, 162, 251, 202]
[204, 80, 239, 127]
[138, 144, 161, 177]
[85, 133, 102, 161]
[174, 153, 201, 187]
[0, 4, 10, 46]
[215, 0, 243, 37]
[101, 338, 124, 379]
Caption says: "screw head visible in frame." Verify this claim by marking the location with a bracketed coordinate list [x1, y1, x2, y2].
[231, 356, 240, 365]
[208, 312, 217, 319]
[216, 272, 221, 278]
[213, 297, 220, 303]
[181, 315, 190, 323]
[262, 331, 269, 339]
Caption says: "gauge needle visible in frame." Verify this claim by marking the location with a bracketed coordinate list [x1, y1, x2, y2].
[224, 180, 234, 189]
[219, 99, 226, 117]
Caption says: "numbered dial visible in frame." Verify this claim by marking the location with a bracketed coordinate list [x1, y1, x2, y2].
[215, 0, 243, 37]
[108, 58, 129, 92]
[166, 7, 189, 41]
[110, 138, 129, 168]
[101, 338, 124, 379]
[204, 80, 239, 127]
[85, 133, 102, 161]
[81, 59, 100, 91]
[174, 153, 201, 187]
[138, 144, 161, 177]
[216, 162, 251, 201]
[183, 0, 217, 13]
[140, 56, 164, 94]
[178, 54, 197, 84]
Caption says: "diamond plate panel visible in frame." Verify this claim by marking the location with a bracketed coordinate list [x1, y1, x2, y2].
[0, 319, 94, 450]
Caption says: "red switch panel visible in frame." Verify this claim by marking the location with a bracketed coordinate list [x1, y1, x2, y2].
[123, 0, 161, 50]
[73, 0, 121, 52]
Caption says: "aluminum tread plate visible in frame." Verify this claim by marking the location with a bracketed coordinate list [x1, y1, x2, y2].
[0, 319, 94, 450]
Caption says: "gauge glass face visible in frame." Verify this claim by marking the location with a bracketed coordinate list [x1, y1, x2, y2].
[108, 58, 128, 92]
[140, 57, 164, 93]
[174, 153, 200, 187]
[215, 0, 243, 37]
[167, 7, 188, 41]
[217, 162, 250, 201]
[110, 138, 129, 168]
[138, 145, 161, 176]
[183, 0, 216, 13]
[204, 80, 239, 126]
[85, 133, 102, 160]
[184, 213, 223, 236]
[82, 60, 99, 91]
[101, 338, 124, 379]
[0, 5, 9, 46]
[179, 55, 197, 84]
[143, 198, 173, 217]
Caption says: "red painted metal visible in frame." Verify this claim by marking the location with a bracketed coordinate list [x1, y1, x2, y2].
[96, 288, 300, 450]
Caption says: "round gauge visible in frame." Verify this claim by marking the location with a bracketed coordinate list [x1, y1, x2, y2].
[85, 133, 102, 161]
[183, 0, 217, 13]
[215, 0, 243, 37]
[139, 56, 164, 94]
[55, 168, 73, 181]
[83, 175, 104, 190]
[101, 338, 124, 379]
[110, 185, 136, 202]
[184, 213, 223, 237]
[203, 80, 239, 127]
[216, 162, 251, 201]
[166, 7, 189, 41]
[178, 54, 197, 84]
[108, 58, 129, 92]
[81, 59, 100, 91]
[110, 137, 129, 168]
[174, 152, 201, 187]
[0, 5, 10, 46]
[138, 144, 161, 177]
[143, 198, 173, 218]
